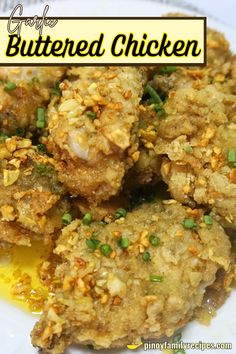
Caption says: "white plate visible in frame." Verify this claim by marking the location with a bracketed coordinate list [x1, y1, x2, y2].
[0, 1, 235, 354]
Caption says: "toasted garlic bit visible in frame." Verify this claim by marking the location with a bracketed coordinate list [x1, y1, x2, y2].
[107, 274, 127, 298]
[3, 169, 20, 186]
[0, 205, 16, 221]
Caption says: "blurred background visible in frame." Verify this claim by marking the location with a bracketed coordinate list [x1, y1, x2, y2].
[0, 0, 235, 27]
[156, 0, 236, 27]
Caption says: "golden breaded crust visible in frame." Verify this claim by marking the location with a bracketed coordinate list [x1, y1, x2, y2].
[0, 67, 66, 134]
[154, 82, 236, 228]
[0, 137, 69, 245]
[31, 201, 232, 353]
[124, 27, 234, 193]
[46, 67, 147, 203]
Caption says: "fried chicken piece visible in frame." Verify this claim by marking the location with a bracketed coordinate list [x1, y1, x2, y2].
[46, 67, 147, 204]
[0, 137, 69, 246]
[154, 80, 236, 228]
[32, 201, 232, 353]
[0, 67, 66, 135]
[124, 26, 233, 193]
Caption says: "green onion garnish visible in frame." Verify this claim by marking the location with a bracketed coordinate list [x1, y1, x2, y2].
[183, 218, 198, 230]
[91, 231, 99, 238]
[99, 220, 107, 226]
[36, 107, 46, 129]
[203, 215, 213, 225]
[172, 332, 182, 343]
[145, 83, 162, 104]
[52, 81, 61, 96]
[31, 77, 39, 84]
[37, 143, 47, 154]
[184, 146, 193, 153]
[150, 275, 164, 283]
[87, 344, 94, 350]
[173, 349, 186, 354]
[14, 127, 25, 137]
[117, 237, 130, 249]
[227, 149, 236, 166]
[154, 104, 166, 117]
[62, 212, 72, 225]
[5, 82, 16, 91]
[83, 213, 93, 225]
[86, 238, 100, 250]
[100, 244, 113, 257]
[142, 251, 151, 262]
[0, 131, 9, 140]
[159, 66, 177, 75]
[149, 235, 160, 247]
[36, 164, 48, 175]
[115, 208, 127, 219]
[173, 350, 186, 354]
[86, 111, 97, 120]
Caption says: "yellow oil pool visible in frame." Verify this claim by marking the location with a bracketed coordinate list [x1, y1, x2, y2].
[0, 240, 49, 314]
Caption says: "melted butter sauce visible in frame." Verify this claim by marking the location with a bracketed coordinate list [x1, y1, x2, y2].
[0, 240, 49, 315]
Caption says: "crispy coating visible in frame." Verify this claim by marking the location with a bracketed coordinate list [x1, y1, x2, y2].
[125, 27, 236, 228]
[46, 67, 147, 203]
[31, 201, 231, 353]
[0, 137, 69, 245]
[124, 27, 233, 192]
[155, 80, 236, 228]
[0, 67, 66, 135]
[126, 106, 162, 187]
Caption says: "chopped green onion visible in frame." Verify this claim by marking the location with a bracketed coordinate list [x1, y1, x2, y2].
[99, 220, 107, 226]
[149, 234, 160, 247]
[0, 131, 9, 140]
[52, 81, 61, 96]
[203, 215, 213, 225]
[91, 231, 99, 238]
[145, 83, 162, 104]
[184, 146, 193, 153]
[173, 350, 186, 354]
[150, 274, 164, 283]
[87, 344, 94, 350]
[86, 238, 101, 250]
[227, 149, 236, 164]
[36, 108, 46, 129]
[36, 164, 47, 175]
[32, 77, 39, 84]
[37, 143, 47, 154]
[100, 244, 112, 257]
[62, 212, 72, 225]
[86, 111, 97, 120]
[154, 104, 166, 117]
[117, 237, 130, 249]
[142, 251, 151, 262]
[159, 66, 177, 75]
[115, 208, 127, 219]
[83, 213, 93, 225]
[36, 164, 52, 176]
[172, 332, 182, 343]
[183, 218, 198, 230]
[5, 82, 16, 91]
[14, 127, 25, 137]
